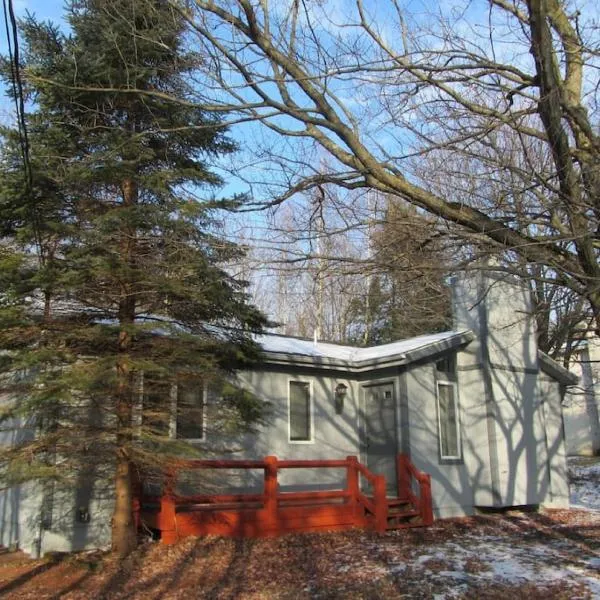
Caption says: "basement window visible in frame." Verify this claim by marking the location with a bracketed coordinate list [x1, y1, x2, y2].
[289, 380, 312, 443]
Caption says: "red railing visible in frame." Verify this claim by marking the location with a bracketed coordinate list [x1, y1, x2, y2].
[354, 458, 388, 533]
[396, 453, 434, 526]
[139, 454, 433, 543]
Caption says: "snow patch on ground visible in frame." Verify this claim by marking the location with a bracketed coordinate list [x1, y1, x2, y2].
[337, 459, 600, 600]
[361, 530, 600, 599]
[569, 457, 600, 510]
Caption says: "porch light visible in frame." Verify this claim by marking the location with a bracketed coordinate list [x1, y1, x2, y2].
[334, 383, 348, 414]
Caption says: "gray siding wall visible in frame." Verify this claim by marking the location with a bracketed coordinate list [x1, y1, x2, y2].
[0, 391, 114, 557]
[37, 479, 114, 555]
[0, 405, 40, 555]
[485, 370, 550, 507]
[405, 362, 480, 518]
[563, 339, 600, 455]
[2, 267, 572, 555]
[0, 479, 113, 557]
[404, 360, 569, 517]
[206, 368, 362, 492]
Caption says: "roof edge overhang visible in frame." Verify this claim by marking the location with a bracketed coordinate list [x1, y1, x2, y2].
[538, 351, 579, 386]
[258, 330, 476, 373]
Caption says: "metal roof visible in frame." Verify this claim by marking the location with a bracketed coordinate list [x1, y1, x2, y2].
[255, 330, 475, 372]
[255, 329, 578, 384]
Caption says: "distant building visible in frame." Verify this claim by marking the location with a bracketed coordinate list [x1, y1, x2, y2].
[564, 336, 600, 455]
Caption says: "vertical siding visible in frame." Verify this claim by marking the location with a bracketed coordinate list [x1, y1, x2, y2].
[0, 391, 114, 556]
[538, 375, 569, 507]
[405, 363, 476, 518]
[488, 370, 549, 507]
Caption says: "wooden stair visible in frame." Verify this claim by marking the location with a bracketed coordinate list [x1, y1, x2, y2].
[385, 497, 423, 529]
[361, 495, 427, 530]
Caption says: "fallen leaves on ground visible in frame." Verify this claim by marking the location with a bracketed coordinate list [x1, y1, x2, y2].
[1, 509, 599, 599]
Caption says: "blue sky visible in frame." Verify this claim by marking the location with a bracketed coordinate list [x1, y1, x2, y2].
[1, 0, 65, 50]
[0, 0, 65, 121]
[4, 0, 64, 25]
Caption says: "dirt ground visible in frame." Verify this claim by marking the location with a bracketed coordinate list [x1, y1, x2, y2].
[1, 508, 599, 599]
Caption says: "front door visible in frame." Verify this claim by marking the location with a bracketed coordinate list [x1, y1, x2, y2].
[364, 382, 398, 493]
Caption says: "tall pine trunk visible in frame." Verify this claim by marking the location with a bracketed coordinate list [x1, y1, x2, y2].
[111, 178, 138, 557]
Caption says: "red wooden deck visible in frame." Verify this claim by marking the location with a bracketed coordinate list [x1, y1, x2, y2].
[136, 454, 433, 544]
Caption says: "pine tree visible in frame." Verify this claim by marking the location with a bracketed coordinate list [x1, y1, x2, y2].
[0, 0, 268, 556]
[348, 199, 452, 344]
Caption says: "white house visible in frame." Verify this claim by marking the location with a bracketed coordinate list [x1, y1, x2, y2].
[0, 270, 576, 555]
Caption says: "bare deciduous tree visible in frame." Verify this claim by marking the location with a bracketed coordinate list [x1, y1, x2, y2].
[170, 0, 599, 332]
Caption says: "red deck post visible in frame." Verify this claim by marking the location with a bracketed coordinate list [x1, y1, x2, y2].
[264, 456, 278, 533]
[420, 473, 434, 526]
[160, 467, 178, 544]
[159, 495, 177, 544]
[346, 456, 361, 524]
[373, 474, 388, 533]
[397, 454, 410, 500]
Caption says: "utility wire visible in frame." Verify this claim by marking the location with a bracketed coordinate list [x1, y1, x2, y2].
[3, 0, 44, 265]
[3, 0, 32, 188]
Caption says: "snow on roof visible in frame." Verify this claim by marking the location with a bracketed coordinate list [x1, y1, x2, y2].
[256, 330, 576, 383]
[255, 330, 470, 364]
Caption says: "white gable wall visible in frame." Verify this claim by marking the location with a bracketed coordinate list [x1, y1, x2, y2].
[452, 271, 569, 510]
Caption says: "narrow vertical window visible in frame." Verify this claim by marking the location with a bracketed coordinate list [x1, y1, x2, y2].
[289, 381, 311, 442]
[176, 382, 205, 440]
[436, 381, 460, 459]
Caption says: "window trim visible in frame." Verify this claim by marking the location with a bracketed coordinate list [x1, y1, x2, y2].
[435, 379, 462, 462]
[287, 378, 314, 444]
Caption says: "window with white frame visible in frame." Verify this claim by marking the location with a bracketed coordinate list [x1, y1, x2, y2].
[176, 381, 206, 440]
[436, 381, 461, 460]
[289, 380, 312, 442]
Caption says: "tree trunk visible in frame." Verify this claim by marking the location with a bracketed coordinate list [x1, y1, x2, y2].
[112, 447, 137, 557]
[111, 177, 138, 557]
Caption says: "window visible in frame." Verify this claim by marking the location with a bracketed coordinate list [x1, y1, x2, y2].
[176, 382, 205, 440]
[289, 381, 312, 442]
[436, 355, 455, 375]
[436, 381, 461, 460]
[139, 374, 206, 441]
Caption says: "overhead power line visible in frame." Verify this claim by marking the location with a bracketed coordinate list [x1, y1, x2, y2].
[2, 0, 32, 188]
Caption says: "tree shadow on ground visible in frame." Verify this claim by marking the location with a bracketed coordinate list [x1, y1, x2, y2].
[0, 552, 67, 596]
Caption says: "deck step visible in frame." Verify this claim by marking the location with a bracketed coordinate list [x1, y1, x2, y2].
[386, 497, 410, 507]
[383, 496, 424, 530]
[387, 509, 420, 518]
